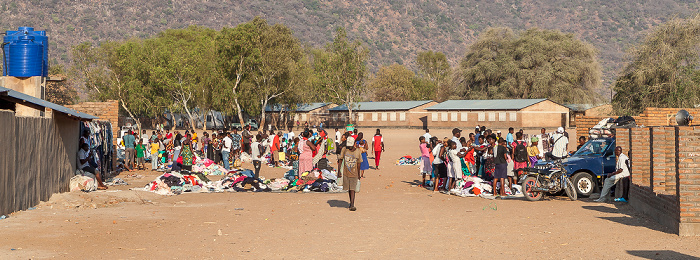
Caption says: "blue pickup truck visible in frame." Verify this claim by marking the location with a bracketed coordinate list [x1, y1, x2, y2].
[551, 137, 616, 197]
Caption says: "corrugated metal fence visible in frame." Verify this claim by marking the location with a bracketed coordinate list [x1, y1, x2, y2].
[0, 110, 78, 216]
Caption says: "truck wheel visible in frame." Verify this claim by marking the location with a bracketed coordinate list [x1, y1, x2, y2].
[573, 172, 595, 197]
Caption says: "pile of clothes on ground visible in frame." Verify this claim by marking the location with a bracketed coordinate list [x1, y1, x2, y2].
[192, 158, 229, 175]
[140, 167, 341, 195]
[444, 176, 523, 198]
[395, 156, 420, 166]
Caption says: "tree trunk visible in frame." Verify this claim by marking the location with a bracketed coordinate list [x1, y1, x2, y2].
[259, 99, 268, 133]
[182, 102, 196, 131]
[277, 107, 285, 131]
[120, 99, 141, 132]
[203, 110, 209, 131]
[169, 110, 176, 130]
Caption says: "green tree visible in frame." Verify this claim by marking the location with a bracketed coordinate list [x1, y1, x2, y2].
[455, 27, 602, 104]
[312, 27, 369, 123]
[147, 26, 218, 129]
[216, 18, 263, 127]
[612, 15, 700, 115]
[369, 63, 432, 101]
[416, 51, 451, 101]
[245, 18, 305, 129]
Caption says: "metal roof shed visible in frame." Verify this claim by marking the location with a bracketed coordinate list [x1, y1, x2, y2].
[0, 86, 97, 120]
[330, 100, 434, 111]
[425, 99, 548, 111]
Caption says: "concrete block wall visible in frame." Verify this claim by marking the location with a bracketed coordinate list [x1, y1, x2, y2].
[66, 100, 119, 145]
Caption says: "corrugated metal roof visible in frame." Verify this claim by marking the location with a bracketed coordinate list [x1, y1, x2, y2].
[265, 103, 330, 112]
[425, 99, 550, 110]
[330, 100, 433, 111]
[0, 86, 98, 120]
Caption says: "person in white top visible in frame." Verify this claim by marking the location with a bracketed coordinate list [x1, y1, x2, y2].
[596, 147, 630, 202]
[422, 129, 432, 142]
[287, 127, 295, 142]
[222, 133, 233, 170]
[451, 128, 463, 151]
[335, 128, 342, 144]
[546, 127, 569, 160]
[251, 134, 263, 178]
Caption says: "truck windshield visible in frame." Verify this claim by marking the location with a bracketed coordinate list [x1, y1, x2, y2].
[574, 139, 611, 156]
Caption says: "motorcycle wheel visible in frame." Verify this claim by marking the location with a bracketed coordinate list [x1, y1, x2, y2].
[565, 177, 577, 201]
[523, 176, 543, 201]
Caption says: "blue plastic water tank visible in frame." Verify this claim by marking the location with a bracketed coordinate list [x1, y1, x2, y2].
[6, 36, 44, 77]
[3, 27, 48, 77]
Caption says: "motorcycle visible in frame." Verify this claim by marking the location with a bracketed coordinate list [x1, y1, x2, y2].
[518, 161, 577, 201]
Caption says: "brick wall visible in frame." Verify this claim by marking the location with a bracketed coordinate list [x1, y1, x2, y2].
[621, 126, 700, 236]
[639, 108, 700, 127]
[66, 100, 119, 145]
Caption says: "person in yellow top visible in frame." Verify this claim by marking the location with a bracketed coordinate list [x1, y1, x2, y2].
[191, 131, 199, 152]
[150, 137, 160, 171]
[527, 136, 542, 167]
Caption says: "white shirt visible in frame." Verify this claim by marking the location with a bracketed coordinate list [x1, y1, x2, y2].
[423, 133, 432, 141]
[617, 153, 630, 178]
[551, 133, 569, 157]
[222, 136, 232, 152]
[432, 144, 444, 164]
[251, 141, 262, 161]
[288, 131, 295, 141]
[335, 131, 342, 143]
[78, 149, 90, 169]
[451, 136, 462, 151]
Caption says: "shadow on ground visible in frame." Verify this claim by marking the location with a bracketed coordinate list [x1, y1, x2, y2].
[327, 199, 349, 208]
[582, 204, 674, 234]
[627, 250, 700, 259]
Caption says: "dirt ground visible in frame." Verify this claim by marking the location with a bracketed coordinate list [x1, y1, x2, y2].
[1, 128, 699, 259]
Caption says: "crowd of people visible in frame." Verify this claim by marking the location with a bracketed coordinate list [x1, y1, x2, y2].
[417, 126, 574, 198]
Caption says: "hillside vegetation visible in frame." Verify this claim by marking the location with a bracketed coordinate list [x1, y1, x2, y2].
[1, 0, 698, 96]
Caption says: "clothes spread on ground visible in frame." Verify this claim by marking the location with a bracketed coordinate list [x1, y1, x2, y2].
[395, 155, 420, 165]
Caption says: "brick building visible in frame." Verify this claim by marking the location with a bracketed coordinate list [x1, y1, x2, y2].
[265, 103, 336, 129]
[425, 99, 570, 129]
[329, 100, 436, 128]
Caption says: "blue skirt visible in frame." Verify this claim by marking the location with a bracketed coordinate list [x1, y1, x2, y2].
[360, 152, 370, 170]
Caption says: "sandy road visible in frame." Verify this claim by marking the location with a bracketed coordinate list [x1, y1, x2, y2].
[0, 128, 698, 259]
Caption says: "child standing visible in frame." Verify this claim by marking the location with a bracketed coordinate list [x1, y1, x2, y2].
[419, 136, 432, 187]
[447, 140, 465, 191]
[528, 137, 542, 167]
[135, 139, 146, 170]
[150, 137, 160, 171]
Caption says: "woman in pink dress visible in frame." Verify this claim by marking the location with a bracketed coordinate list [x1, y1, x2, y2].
[298, 131, 316, 175]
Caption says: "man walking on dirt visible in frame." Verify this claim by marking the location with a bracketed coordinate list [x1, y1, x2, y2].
[342, 136, 362, 211]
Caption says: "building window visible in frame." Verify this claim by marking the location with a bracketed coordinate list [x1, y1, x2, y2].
[301, 114, 307, 121]
[450, 112, 458, 121]
[358, 113, 364, 121]
[488, 112, 495, 121]
[390, 112, 397, 121]
[478, 113, 485, 121]
[499, 112, 506, 121]
[431, 112, 438, 122]
[372, 112, 378, 121]
[461, 112, 468, 122]
[381, 112, 388, 121]
[399, 112, 406, 121]
[441, 112, 448, 121]
[509, 112, 517, 121]
[294, 114, 299, 121]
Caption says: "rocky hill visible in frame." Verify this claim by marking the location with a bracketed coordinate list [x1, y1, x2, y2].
[1, 0, 698, 95]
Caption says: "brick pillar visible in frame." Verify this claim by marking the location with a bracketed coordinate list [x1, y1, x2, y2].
[677, 126, 700, 236]
[651, 127, 677, 194]
[631, 128, 651, 187]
